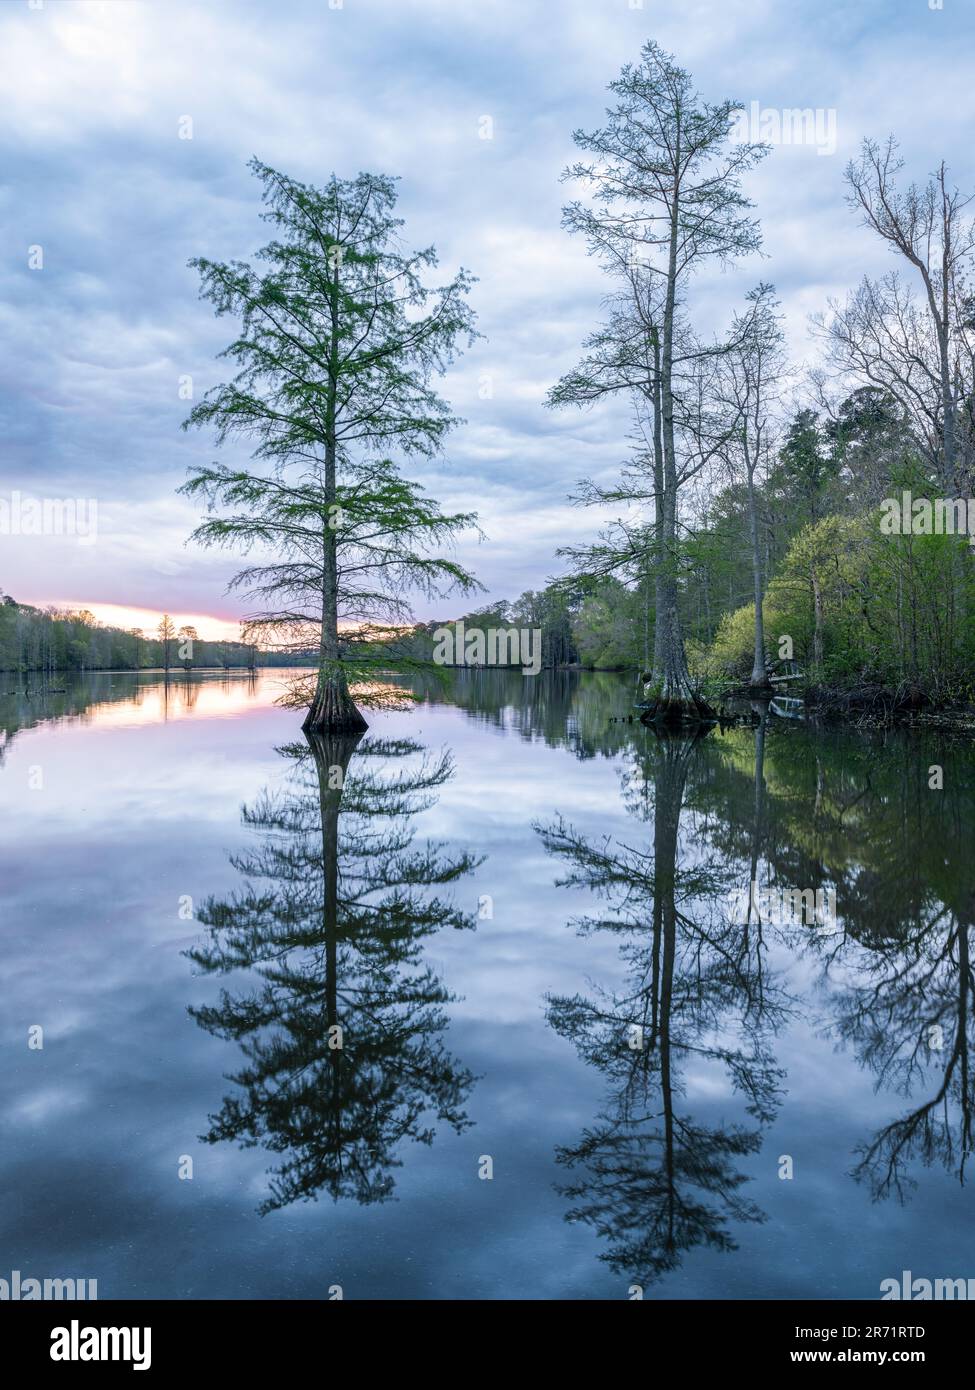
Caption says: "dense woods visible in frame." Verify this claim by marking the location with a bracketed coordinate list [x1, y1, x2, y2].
[388, 375, 975, 703]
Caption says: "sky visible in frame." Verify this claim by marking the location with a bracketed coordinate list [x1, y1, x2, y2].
[1, 0, 973, 639]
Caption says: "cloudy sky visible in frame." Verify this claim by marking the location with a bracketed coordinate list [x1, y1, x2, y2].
[2, 0, 973, 639]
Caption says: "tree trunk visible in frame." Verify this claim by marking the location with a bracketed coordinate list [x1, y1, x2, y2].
[303, 665, 368, 734]
[811, 568, 824, 676]
[644, 162, 713, 726]
[650, 326, 666, 686]
[747, 468, 771, 690]
[303, 250, 368, 736]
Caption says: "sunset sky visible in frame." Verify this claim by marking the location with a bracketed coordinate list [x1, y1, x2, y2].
[2, 0, 973, 640]
[42, 601, 245, 643]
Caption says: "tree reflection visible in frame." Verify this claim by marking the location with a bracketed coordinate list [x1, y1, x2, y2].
[537, 730, 789, 1288]
[186, 731, 480, 1210]
[398, 666, 639, 758]
[826, 899, 975, 1201]
[697, 718, 975, 1203]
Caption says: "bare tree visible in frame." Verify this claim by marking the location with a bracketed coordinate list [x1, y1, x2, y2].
[553, 41, 767, 722]
[822, 138, 975, 489]
[717, 285, 788, 689]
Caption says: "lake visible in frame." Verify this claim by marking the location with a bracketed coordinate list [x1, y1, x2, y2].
[2, 668, 972, 1300]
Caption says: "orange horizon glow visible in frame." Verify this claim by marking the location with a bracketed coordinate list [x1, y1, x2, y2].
[21, 601, 426, 646]
[23, 600, 246, 643]
[81, 673, 279, 729]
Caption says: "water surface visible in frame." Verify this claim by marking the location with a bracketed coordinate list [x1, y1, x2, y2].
[2, 669, 972, 1299]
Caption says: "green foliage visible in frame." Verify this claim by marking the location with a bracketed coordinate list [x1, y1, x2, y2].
[705, 506, 975, 695]
[181, 161, 481, 713]
[571, 578, 642, 669]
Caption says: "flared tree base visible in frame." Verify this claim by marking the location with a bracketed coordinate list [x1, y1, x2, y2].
[302, 675, 369, 735]
[640, 689, 716, 728]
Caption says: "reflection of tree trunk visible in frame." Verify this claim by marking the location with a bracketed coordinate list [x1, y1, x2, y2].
[745, 706, 767, 972]
[307, 731, 365, 1125]
[752, 702, 766, 852]
[660, 899, 677, 1254]
[542, 719, 781, 1282]
[651, 736, 694, 1253]
[650, 891, 662, 1048]
[958, 918, 972, 1162]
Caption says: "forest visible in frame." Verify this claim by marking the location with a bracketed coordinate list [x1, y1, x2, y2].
[390, 378, 975, 698]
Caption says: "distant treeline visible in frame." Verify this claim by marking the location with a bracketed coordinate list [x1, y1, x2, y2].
[381, 582, 642, 672]
[0, 594, 308, 674]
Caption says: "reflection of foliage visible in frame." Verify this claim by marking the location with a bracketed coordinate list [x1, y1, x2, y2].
[275, 671, 425, 715]
[399, 667, 639, 759]
[537, 734, 789, 1287]
[828, 912, 975, 1202]
[694, 718, 975, 1203]
[695, 721, 975, 950]
[0, 669, 262, 758]
[186, 732, 481, 1211]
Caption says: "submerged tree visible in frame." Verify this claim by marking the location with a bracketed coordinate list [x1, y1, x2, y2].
[186, 730, 480, 1209]
[182, 160, 481, 733]
[553, 41, 767, 723]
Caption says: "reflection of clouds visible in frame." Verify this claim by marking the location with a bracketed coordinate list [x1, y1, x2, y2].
[79, 682, 258, 728]
[2, 672, 975, 1297]
[9, 1086, 90, 1127]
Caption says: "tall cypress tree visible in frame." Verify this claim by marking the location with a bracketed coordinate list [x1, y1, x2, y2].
[182, 160, 480, 731]
[555, 42, 767, 722]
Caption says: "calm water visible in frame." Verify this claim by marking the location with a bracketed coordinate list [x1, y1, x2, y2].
[2, 668, 973, 1300]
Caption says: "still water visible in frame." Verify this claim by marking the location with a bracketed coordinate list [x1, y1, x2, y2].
[1, 668, 972, 1299]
